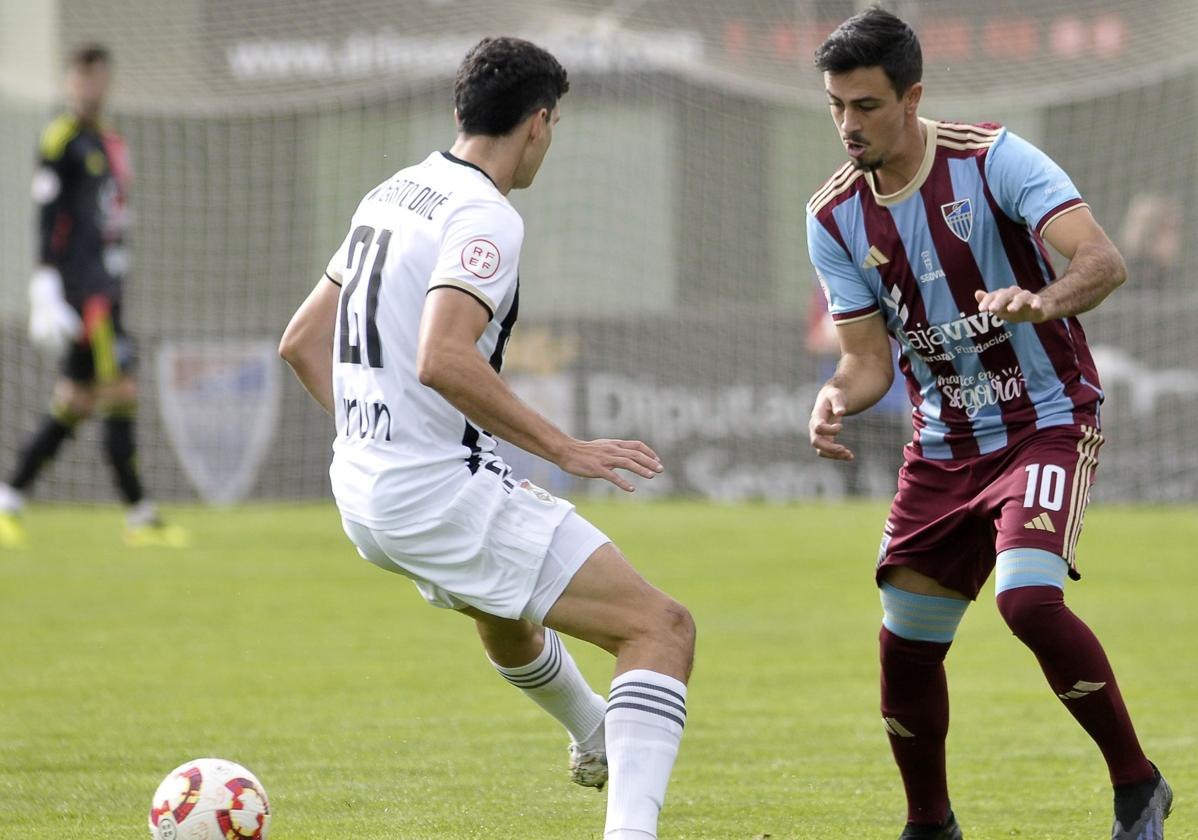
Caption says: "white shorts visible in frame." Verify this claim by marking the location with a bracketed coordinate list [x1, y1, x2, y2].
[340, 467, 610, 623]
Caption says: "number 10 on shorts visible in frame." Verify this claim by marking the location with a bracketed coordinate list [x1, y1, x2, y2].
[1023, 463, 1065, 511]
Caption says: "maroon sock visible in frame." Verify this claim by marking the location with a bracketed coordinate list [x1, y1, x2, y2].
[996, 586, 1154, 786]
[880, 626, 952, 825]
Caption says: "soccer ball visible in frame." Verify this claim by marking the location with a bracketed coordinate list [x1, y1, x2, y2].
[148, 758, 271, 839]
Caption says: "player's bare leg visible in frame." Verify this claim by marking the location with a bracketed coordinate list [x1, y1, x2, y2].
[544, 544, 693, 679]
[878, 567, 968, 840]
[468, 611, 609, 788]
[543, 542, 695, 840]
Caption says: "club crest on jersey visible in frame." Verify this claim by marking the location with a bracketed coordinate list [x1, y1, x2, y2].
[940, 198, 974, 242]
[518, 479, 556, 504]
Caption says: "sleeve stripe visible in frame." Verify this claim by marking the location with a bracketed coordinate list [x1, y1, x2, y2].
[428, 279, 496, 318]
[831, 306, 880, 324]
[323, 271, 342, 287]
[1036, 199, 1089, 238]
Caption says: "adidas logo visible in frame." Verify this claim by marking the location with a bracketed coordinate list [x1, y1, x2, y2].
[1023, 512, 1056, 533]
[862, 245, 890, 270]
[1058, 679, 1106, 700]
[883, 716, 914, 738]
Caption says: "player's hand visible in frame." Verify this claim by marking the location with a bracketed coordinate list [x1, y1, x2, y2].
[557, 438, 664, 493]
[974, 286, 1051, 323]
[809, 385, 854, 461]
[28, 267, 82, 354]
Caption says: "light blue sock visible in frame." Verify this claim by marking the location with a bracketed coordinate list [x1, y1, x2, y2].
[994, 548, 1068, 595]
[880, 582, 970, 643]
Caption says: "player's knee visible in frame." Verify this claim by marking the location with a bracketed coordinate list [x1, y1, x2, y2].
[54, 382, 96, 421]
[475, 616, 542, 667]
[109, 377, 138, 405]
[622, 593, 694, 653]
[996, 590, 1037, 637]
[50, 399, 85, 428]
[669, 599, 696, 650]
[650, 597, 695, 657]
[102, 398, 138, 421]
[879, 624, 951, 669]
[996, 585, 1064, 638]
[994, 549, 1068, 639]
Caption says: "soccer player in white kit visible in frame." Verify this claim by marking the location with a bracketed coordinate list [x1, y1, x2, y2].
[280, 37, 694, 839]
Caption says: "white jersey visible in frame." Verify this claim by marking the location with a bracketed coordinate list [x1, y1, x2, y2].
[325, 151, 523, 527]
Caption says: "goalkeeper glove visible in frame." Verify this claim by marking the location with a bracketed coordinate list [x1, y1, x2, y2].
[28, 266, 82, 354]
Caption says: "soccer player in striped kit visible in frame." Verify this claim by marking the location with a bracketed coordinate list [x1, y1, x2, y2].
[805, 8, 1170, 839]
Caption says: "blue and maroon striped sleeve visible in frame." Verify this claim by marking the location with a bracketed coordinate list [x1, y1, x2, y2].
[983, 129, 1088, 238]
[806, 208, 878, 324]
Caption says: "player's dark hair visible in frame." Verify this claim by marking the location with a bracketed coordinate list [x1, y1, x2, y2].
[814, 6, 922, 96]
[68, 43, 111, 68]
[454, 37, 569, 137]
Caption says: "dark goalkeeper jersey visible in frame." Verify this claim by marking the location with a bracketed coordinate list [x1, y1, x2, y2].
[33, 113, 131, 307]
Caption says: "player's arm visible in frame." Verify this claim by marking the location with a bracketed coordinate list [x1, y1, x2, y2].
[975, 130, 1126, 323]
[279, 276, 340, 414]
[975, 207, 1126, 323]
[34, 129, 70, 271]
[805, 207, 894, 459]
[28, 125, 82, 352]
[417, 288, 661, 492]
[809, 313, 894, 461]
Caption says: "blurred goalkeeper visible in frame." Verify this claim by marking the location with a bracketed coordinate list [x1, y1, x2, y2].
[0, 45, 184, 549]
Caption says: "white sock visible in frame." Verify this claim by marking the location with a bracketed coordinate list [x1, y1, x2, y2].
[0, 484, 24, 514]
[604, 669, 687, 840]
[491, 629, 606, 746]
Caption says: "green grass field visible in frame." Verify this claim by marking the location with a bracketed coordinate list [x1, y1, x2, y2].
[1, 501, 1194, 839]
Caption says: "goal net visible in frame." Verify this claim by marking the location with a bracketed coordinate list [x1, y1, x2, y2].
[1, 0, 1195, 504]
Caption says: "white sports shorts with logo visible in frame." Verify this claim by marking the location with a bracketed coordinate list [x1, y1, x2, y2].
[339, 466, 610, 624]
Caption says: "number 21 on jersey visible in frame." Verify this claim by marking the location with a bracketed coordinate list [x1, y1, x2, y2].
[338, 224, 391, 368]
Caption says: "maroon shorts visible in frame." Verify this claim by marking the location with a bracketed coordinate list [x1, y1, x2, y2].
[877, 423, 1104, 599]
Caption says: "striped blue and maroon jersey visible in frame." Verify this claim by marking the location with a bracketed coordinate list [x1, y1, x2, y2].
[806, 118, 1103, 460]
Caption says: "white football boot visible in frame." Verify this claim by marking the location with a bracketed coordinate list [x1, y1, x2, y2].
[568, 722, 607, 789]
